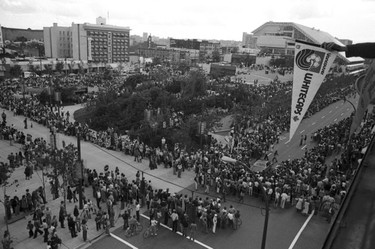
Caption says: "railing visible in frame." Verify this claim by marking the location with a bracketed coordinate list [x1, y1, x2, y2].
[321, 131, 375, 249]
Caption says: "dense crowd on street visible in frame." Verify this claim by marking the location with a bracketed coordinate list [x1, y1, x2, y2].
[0, 66, 374, 248]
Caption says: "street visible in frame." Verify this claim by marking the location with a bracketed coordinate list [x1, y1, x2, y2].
[0, 95, 357, 249]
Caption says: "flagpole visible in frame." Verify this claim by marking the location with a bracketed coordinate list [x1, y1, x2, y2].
[295, 39, 321, 48]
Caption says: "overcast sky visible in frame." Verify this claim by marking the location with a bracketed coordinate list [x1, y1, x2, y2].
[0, 0, 374, 43]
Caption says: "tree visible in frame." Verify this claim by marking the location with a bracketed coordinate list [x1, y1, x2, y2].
[181, 69, 207, 98]
[0, 162, 16, 235]
[150, 66, 169, 82]
[15, 36, 27, 42]
[176, 61, 190, 74]
[56, 62, 64, 73]
[9, 64, 23, 78]
[152, 57, 162, 66]
[77, 63, 84, 74]
[39, 145, 77, 203]
[29, 64, 37, 74]
[44, 64, 53, 76]
[212, 50, 221, 62]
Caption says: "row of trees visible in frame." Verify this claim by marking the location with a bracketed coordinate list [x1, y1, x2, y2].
[5, 61, 86, 78]
[77, 65, 270, 149]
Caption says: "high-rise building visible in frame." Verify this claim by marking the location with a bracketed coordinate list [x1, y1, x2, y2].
[43, 23, 72, 58]
[143, 32, 148, 42]
[44, 18, 130, 63]
[72, 20, 130, 63]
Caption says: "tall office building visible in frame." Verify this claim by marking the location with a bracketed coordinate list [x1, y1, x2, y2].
[72, 21, 130, 63]
[44, 18, 130, 63]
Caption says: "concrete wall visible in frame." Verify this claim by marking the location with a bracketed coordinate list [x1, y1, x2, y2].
[72, 24, 88, 61]
[2, 27, 43, 41]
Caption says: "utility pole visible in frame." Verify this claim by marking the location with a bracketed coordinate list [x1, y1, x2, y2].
[221, 157, 270, 249]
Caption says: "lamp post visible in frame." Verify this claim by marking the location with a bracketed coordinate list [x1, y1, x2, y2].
[342, 97, 356, 114]
[221, 156, 270, 249]
[76, 127, 84, 210]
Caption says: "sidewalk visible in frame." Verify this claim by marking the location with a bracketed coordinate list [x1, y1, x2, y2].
[0, 106, 195, 249]
[0, 138, 123, 249]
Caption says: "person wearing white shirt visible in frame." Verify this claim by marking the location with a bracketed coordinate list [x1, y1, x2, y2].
[280, 192, 289, 209]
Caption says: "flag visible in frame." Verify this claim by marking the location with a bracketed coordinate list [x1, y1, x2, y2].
[350, 60, 375, 135]
[289, 41, 337, 141]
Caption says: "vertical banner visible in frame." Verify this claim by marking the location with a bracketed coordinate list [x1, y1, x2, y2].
[350, 60, 375, 135]
[289, 41, 337, 141]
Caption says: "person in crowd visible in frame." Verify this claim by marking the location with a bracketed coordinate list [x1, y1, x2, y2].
[33, 216, 44, 239]
[1, 231, 12, 249]
[128, 215, 139, 235]
[189, 221, 197, 241]
[135, 202, 140, 222]
[42, 218, 49, 243]
[212, 213, 218, 234]
[26, 220, 34, 238]
[82, 219, 88, 242]
[67, 214, 77, 238]
[170, 209, 179, 232]
[59, 202, 66, 228]
[150, 217, 158, 236]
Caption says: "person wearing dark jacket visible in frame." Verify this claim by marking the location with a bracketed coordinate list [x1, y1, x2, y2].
[67, 215, 77, 238]
[322, 42, 375, 58]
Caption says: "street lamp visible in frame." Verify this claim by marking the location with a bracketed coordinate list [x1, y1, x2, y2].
[221, 156, 270, 249]
[342, 97, 356, 114]
[76, 127, 84, 209]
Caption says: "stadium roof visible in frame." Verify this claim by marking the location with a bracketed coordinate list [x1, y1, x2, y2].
[252, 22, 363, 63]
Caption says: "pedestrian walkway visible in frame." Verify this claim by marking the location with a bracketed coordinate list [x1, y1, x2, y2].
[0, 106, 195, 249]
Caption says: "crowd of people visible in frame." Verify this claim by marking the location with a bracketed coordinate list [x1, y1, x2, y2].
[0, 61, 374, 249]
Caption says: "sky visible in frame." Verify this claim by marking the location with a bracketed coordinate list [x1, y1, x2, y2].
[0, 0, 374, 43]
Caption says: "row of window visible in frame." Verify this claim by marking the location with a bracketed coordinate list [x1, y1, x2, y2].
[92, 45, 128, 49]
[88, 31, 129, 37]
[113, 38, 129, 43]
[91, 38, 108, 42]
[59, 37, 72, 41]
[59, 43, 72, 47]
[59, 31, 72, 36]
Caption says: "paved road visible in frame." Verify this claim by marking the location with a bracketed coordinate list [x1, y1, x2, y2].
[0, 94, 357, 249]
[275, 95, 358, 162]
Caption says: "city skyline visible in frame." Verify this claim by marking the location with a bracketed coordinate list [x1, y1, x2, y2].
[1, 0, 374, 43]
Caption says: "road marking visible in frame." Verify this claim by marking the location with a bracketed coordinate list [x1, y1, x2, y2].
[280, 136, 286, 140]
[341, 113, 344, 116]
[110, 233, 138, 249]
[329, 110, 332, 113]
[141, 214, 213, 249]
[300, 130, 305, 134]
[312, 122, 316, 125]
[336, 106, 338, 108]
[288, 211, 315, 249]
[301, 145, 307, 150]
[334, 118, 337, 122]
[285, 140, 290, 144]
[321, 116, 325, 119]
